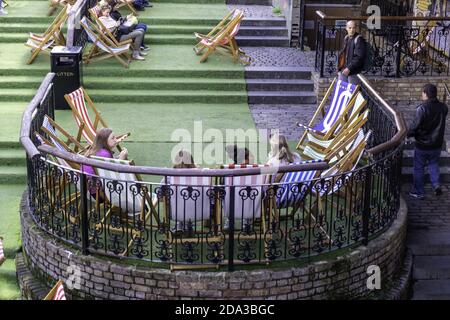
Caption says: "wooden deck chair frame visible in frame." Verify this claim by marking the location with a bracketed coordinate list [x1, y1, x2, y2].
[90, 156, 160, 256]
[88, 8, 125, 48]
[296, 78, 361, 150]
[26, 4, 68, 64]
[43, 280, 65, 300]
[41, 115, 87, 154]
[80, 17, 132, 68]
[64, 86, 128, 152]
[2, 0, 9, 7]
[300, 109, 369, 163]
[196, 10, 250, 64]
[193, 9, 237, 54]
[114, 0, 138, 16]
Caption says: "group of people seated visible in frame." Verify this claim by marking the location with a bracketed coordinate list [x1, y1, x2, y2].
[48, 0, 152, 16]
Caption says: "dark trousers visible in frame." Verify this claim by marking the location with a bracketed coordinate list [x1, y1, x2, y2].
[413, 148, 441, 195]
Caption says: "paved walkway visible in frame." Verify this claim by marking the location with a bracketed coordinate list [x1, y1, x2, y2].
[402, 183, 450, 299]
[226, 5, 280, 18]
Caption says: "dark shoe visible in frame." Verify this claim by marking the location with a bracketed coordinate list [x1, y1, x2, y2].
[140, 45, 150, 51]
[144, 3, 153, 7]
[409, 191, 425, 200]
[434, 187, 443, 196]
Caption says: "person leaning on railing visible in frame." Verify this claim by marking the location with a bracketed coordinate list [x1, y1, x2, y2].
[408, 84, 448, 200]
[98, 5, 147, 60]
[337, 20, 367, 86]
[81, 128, 128, 200]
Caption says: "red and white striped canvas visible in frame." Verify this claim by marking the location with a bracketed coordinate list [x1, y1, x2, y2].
[67, 88, 96, 145]
[168, 174, 212, 223]
[0, 236, 5, 266]
[222, 164, 269, 220]
[53, 282, 66, 300]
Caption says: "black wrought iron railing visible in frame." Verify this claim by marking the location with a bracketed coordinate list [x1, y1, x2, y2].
[20, 73, 407, 270]
[315, 11, 450, 78]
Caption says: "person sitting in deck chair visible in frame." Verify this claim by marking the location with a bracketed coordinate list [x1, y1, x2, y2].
[100, 0, 151, 52]
[267, 134, 302, 167]
[98, 5, 147, 60]
[81, 128, 128, 200]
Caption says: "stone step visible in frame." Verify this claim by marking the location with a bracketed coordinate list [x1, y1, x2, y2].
[227, 0, 272, 5]
[238, 26, 288, 37]
[401, 167, 450, 183]
[402, 150, 450, 166]
[408, 228, 450, 256]
[246, 79, 314, 91]
[241, 18, 287, 27]
[236, 35, 290, 47]
[412, 280, 450, 300]
[247, 91, 317, 104]
[245, 67, 312, 80]
[414, 256, 450, 280]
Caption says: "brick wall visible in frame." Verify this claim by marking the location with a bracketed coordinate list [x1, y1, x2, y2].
[312, 71, 450, 105]
[20, 192, 409, 300]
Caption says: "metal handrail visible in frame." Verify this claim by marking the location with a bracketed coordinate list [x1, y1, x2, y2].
[358, 74, 408, 155]
[444, 83, 450, 104]
[316, 10, 450, 22]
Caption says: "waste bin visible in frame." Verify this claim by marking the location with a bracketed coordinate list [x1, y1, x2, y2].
[51, 46, 83, 110]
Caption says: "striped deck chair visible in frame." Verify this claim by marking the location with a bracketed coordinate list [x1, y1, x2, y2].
[25, 4, 69, 64]
[80, 17, 132, 68]
[90, 156, 159, 223]
[301, 111, 369, 164]
[64, 87, 129, 151]
[194, 9, 237, 53]
[296, 78, 360, 150]
[195, 10, 250, 64]
[44, 280, 66, 300]
[41, 115, 86, 154]
[0, 236, 5, 266]
[221, 164, 269, 230]
[165, 174, 214, 231]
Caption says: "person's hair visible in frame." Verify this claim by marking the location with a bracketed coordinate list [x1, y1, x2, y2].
[84, 128, 113, 157]
[226, 145, 252, 165]
[346, 20, 357, 27]
[269, 134, 296, 163]
[423, 83, 438, 99]
[173, 150, 196, 169]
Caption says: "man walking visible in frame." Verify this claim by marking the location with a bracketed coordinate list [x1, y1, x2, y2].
[408, 84, 448, 199]
[337, 20, 367, 85]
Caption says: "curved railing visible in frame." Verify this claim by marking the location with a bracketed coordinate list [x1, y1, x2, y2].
[20, 73, 406, 270]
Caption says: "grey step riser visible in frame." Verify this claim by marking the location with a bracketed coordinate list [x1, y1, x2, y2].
[402, 157, 450, 166]
[414, 269, 450, 280]
[241, 20, 287, 27]
[237, 28, 288, 37]
[226, 0, 272, 5]
[409, 245, 450, 256]
[401, 173, 450, 183]
[236, 38, 290, 47]
[247, 83, 314, 91]
[245, 71, 312, 80]
[248, 96, 317, 104]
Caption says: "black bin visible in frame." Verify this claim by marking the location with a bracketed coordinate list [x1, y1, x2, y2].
[51, 46, 83, 110]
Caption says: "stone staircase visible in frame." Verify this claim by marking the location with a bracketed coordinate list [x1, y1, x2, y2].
[238, 18, 290, 47]
[246, 67, 316, 105]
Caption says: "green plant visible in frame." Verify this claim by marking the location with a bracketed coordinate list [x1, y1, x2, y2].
[272, 6, 281, 15]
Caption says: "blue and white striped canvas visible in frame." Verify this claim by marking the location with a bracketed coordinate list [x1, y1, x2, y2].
[277, 160, 324, 208]
[313, 80, 358, 133]
[42, 116, 65, 152]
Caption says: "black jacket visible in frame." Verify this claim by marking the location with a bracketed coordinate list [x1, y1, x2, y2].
[339, 33, 367, 75]
[407, 98, 448, 150]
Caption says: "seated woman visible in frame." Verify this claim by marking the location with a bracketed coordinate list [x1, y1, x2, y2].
[48, 0, 74, 16]
[81, 128, 128, 200]
[266, 134, 301, 166]
[98, 5, 147, 60]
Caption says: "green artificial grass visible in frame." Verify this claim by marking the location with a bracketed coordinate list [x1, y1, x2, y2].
[0, 184, 24, 300]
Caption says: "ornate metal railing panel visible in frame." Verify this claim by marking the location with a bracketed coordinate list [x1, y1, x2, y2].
[21, 73, 406, 270]
[315, 12, 450, 78]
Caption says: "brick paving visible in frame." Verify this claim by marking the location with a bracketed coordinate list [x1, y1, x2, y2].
[244, 47, 316, 68]
[226, 5, 279, 18]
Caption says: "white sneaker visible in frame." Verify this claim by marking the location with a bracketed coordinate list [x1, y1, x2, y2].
[132, 52, 145, 61]
[139, 51, 148, 56]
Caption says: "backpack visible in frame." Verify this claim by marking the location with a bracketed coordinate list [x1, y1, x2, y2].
[354, 35, 374, 72]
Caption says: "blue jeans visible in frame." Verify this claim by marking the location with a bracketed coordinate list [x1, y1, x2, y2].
[413, 148, 441, 195]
